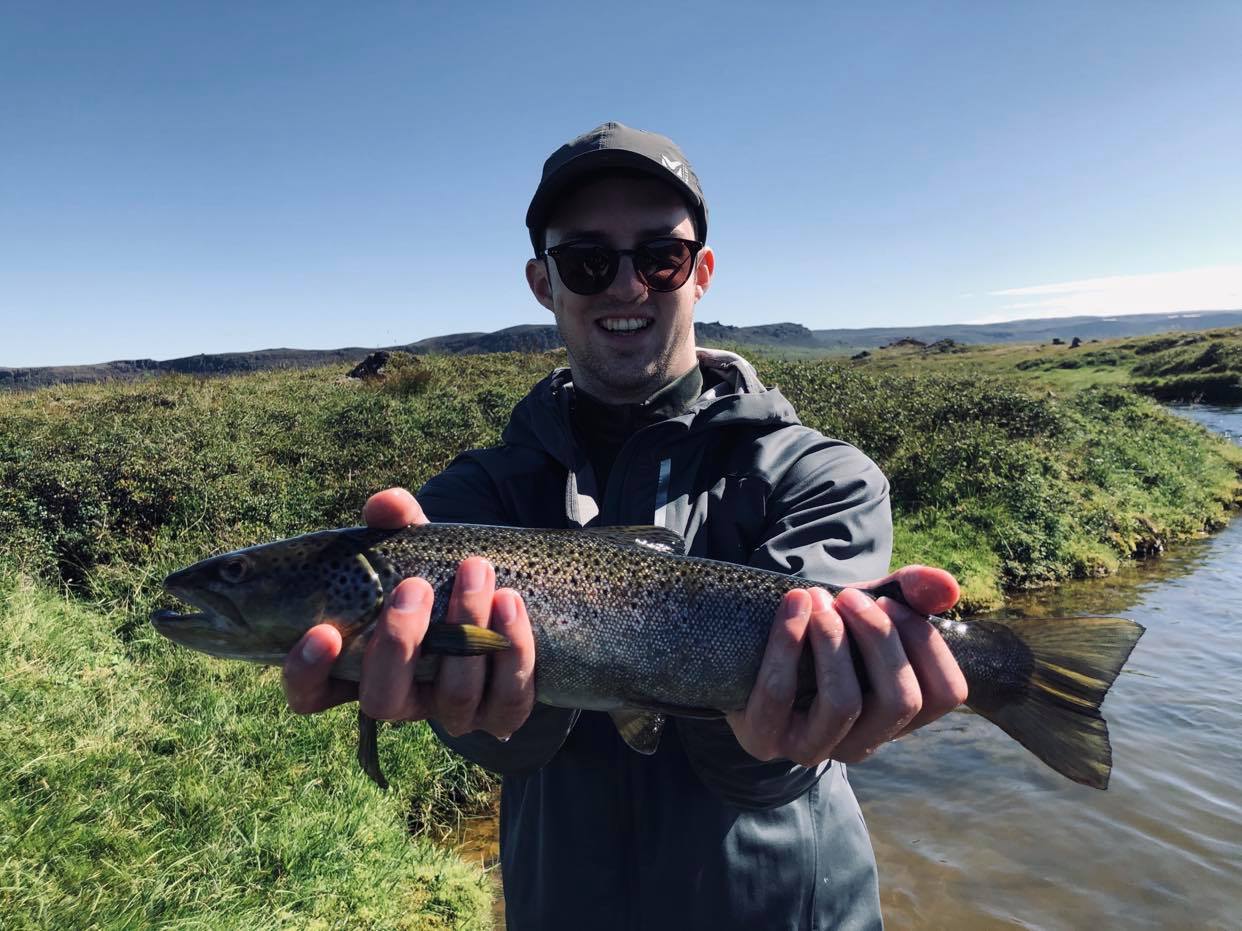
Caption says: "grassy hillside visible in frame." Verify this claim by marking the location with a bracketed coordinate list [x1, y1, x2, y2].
[1, 349, 1239, 927]
[848, 326, 1242, 402]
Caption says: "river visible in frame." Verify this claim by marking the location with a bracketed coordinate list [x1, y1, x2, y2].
[452, 404, 1242, 929]
[856, 402, 1242, 929]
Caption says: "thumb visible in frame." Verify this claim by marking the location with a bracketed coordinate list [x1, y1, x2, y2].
[851, 565, 960, 616]
[283, 623, 357, 714]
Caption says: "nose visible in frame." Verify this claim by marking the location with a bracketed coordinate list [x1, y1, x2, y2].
[604, 253, 648, 300]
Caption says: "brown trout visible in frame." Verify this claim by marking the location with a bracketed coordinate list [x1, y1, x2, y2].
[152, 523, 1144, 790]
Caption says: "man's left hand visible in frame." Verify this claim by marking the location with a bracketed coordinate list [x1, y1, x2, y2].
[726, 566, 968, 768]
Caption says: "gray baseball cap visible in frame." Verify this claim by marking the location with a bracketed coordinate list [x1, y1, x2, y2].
[525, 121, 708, 256]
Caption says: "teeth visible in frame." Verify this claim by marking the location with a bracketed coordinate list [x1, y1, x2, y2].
[600, 317, 652, 332]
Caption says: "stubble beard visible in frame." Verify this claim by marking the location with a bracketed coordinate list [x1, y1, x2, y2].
[561, 307, 695, 404]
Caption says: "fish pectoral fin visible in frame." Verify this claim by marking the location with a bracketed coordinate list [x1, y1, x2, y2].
[580, 525, 686, 556]
[422, 623, 510, 656]
[357, 709, 389, 790]
[610, 710, 667, 754]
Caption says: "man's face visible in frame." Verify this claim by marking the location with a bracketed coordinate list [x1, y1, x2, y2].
[525, 174, 714, 404]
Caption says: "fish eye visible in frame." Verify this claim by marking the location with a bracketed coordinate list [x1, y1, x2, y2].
[218, 557, 249, 584]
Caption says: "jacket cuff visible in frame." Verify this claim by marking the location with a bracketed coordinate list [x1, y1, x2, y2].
[430, 703, 579, 775]
[675, 717, 823, 810]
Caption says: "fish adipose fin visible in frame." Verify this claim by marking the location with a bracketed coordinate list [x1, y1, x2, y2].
[959, 615, 1144, 790]
[582, 526, 686, 555]
[610, 710, 667, 754]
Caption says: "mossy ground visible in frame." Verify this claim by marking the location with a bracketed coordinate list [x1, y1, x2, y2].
[1, 345, 1238, 927]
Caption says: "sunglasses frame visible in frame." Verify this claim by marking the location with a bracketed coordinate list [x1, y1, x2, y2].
[541, 237, 705, 296]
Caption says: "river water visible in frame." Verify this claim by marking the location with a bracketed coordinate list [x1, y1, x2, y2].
[453, 405, 1242, 929]
[855, 403, 1242, 929]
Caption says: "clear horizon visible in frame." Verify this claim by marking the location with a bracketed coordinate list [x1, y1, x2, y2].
[4, 2, 1240, 367]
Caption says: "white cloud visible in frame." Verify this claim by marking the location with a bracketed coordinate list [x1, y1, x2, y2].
[969, 264, 1242, 324]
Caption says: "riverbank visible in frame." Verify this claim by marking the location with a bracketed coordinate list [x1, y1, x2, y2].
[1, 352, 1238, 927]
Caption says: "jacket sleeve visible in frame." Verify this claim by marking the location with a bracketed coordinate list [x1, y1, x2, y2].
[418, 453, 578, 774]
[678, 435, 893, 809]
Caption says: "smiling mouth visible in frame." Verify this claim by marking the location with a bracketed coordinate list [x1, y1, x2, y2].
[597, 316, 653, 334]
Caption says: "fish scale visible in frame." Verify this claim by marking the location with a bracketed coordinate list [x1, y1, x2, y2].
[153, 522, 1144, 790]
[367, 524, 797, 713]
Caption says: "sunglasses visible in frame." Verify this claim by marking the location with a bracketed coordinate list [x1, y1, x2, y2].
[541, 237, 704, 296]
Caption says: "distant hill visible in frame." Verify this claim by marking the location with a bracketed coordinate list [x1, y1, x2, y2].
[4, 311, 1240, 391]
[808, 311, 1242, 351]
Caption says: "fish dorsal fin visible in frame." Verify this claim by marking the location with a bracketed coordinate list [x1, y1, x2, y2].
[609, 710, 667, 755]
[582, 525, 685, 556]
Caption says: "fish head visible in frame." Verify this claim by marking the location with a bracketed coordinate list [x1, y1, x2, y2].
[152, 529, 385, 663]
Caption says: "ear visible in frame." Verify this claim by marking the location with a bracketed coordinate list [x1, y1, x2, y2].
[693, 245, 715, 302]
[526, 257, 556, 313]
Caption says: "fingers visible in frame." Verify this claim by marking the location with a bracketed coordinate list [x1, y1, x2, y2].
[728, 589, 812, 762]
[476, 589, 536, 739]
[283, 624, 358, 714]
[885, 598, 969, 736]
[362, 487, 428, 529]
[829, 588, 922, 764]
[433, 557, 496, 736]
[789, 588, 863, 766]
[360, 578, 433, 721]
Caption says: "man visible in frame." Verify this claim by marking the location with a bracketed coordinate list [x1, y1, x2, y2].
[284, 122, 966, 929]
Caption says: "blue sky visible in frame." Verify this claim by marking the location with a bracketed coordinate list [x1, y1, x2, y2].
[3, 1, 1240, 367]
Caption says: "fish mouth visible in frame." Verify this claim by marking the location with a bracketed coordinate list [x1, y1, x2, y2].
[151, 607, 207, 626]
[161, 573, 250, 632]
[150, 606, 285, 665]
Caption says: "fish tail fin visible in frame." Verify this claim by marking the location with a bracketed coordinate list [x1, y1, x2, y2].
[962, 615, 1144, 790]
[422, 623, 511, 656]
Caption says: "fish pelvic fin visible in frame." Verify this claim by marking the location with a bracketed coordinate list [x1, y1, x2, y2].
[610, 710, 667, 754]
[961, 615, 1144, 790]
[422, 623, 511, 656]
[358, 710, 388, 790]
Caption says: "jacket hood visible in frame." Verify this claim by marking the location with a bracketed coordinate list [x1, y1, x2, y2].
[500, 348, 801, 470]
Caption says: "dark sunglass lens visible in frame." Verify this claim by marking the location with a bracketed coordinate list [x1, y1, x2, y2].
[555, 245, 616, 295]
[637, 240, 694, 290]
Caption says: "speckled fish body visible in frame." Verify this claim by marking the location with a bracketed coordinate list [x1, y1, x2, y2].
[153, 523, 1143, 789]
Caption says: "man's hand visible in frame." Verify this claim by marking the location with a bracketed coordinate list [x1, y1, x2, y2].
[282, 487, 537, 740]
[726, 566, 968, 768]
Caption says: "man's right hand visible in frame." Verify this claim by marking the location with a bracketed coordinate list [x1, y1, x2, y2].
[281, 487, 538, 740]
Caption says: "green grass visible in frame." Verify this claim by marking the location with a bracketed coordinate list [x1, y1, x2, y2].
[846, 326, 1242, 402]
[0, 574, 494, 929]
[0, 346, 1239, 927]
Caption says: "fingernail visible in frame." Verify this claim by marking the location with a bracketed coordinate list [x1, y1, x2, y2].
[301, 636, 328, 664]
[494, 591, 517, 625]
[837, 588, 869, 611]
[809, 587, 831, 611]
[459, 560, 488, 594]
[393, 580, 422, 611]
[783, 591, 807, 619]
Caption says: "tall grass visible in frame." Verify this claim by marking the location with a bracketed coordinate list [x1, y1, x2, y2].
[0, 575, 493, 929]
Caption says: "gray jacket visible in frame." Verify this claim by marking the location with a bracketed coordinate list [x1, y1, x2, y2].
[419, 349, 889, 930]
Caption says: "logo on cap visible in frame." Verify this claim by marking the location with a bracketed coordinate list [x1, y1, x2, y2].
[660, 154, 687, 182]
